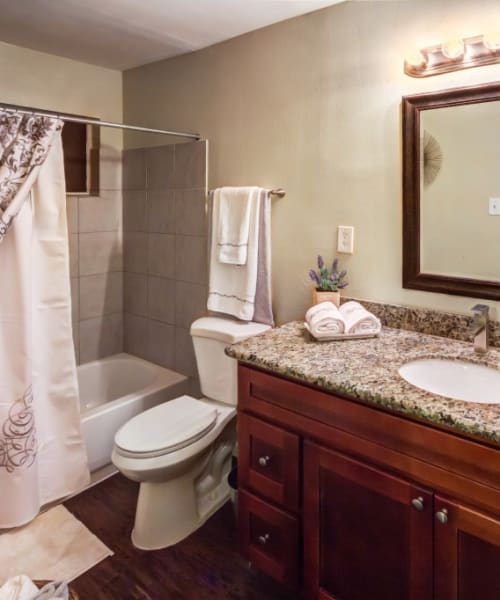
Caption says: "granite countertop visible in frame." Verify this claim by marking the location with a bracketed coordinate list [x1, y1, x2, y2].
[226, 321, 500, 445]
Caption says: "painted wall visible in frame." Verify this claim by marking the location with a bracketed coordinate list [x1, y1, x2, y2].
[0, 40, 123, 178]
[123, 0, 500, 325]
[0, 41, 125, 362]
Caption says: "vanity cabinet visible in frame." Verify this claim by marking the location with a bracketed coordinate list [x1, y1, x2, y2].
[237, 364, 500, 600]
[304, 442, 433, 600]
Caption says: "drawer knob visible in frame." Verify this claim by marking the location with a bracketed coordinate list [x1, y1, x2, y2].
[258, 455, 270, 467]
[436, 509, 449, 524]
[411, 496, 425, 511]
[258, 533, 270, 545]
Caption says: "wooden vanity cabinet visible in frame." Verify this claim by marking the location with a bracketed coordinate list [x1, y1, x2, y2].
[434, 496, 500, 600]
[237, 364, 500, 600]
[304, 442, 434, 600]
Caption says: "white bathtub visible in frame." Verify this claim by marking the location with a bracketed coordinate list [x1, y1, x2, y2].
[79, 353, 188, 472]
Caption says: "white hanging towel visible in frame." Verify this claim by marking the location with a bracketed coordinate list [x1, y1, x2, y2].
[216, 187, 259, 265]
[208, 187, 262, 320]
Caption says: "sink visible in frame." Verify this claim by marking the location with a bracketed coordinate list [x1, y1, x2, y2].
[398, 359, 500, 404]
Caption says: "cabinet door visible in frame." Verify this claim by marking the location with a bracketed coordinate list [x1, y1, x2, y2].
[239, 490, 300, 589]
[239, 413, 300, 511]
[303, 441, 433, 600]
[434, 495, 500, 600]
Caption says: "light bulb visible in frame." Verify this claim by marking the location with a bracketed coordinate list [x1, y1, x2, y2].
[405, 50, 426, 68]
[441, 38, 465, 59]
[483, 31, 500, 51]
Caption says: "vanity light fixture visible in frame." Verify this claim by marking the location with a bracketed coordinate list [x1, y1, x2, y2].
[404, 33, 500, 77]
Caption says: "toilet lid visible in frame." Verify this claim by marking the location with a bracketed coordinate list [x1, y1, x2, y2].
[114, 395, 218, 457]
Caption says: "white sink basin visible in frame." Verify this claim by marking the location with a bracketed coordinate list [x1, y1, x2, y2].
[398, 359, 500, 404]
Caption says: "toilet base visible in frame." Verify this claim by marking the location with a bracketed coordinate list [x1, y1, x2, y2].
[130, 438, 234, 550]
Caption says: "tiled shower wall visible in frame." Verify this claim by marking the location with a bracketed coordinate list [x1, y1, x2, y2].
[123, 140, 208, 390]
[68, 157, 124, 365]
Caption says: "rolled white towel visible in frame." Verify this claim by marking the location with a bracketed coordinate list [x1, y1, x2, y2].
[305, 301, 345, 337]
[339, 301, 381, 335]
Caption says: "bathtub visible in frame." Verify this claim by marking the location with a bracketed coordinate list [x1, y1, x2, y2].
[79, 353, 188, 472]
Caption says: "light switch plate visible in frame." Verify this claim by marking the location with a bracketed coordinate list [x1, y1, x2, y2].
[337, 225, 354, 254]
[489, 197, 500, 215]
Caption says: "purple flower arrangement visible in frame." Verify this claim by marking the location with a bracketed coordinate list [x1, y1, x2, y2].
[309, 255, 348, 292]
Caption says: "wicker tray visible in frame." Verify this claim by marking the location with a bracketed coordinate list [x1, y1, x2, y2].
[304, 322, 379, 341]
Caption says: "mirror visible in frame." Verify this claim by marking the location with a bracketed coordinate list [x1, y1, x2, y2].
[402, 82, 500, 300]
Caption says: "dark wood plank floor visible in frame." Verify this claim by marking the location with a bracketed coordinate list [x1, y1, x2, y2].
[65, 474, 298, 600]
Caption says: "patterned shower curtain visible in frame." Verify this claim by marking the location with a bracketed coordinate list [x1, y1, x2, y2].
[0, 112, 89, 528]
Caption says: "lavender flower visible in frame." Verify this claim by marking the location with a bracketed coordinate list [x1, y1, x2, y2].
[309, 269, 322, 286]
[309, 255, 348, 292]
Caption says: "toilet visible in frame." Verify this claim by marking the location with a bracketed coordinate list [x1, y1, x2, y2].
[112, 316, 270, 550]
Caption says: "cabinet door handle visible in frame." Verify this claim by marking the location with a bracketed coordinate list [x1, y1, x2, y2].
[411, 496, 425, 511]
[258, 455, 270, 467]
[258, 533, 270, 545]
[435, 509, 449, 524]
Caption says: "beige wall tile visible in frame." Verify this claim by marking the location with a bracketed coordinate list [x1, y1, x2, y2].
[124, 272, 148, 316]
[174, 326, 198, 377]
[79, 272, 123, 320]
[72, 322, 80, 365]
[148, 190, 175, 234]
[100, 145, 122, 191]
[175, 188, 207, 236]
[124, 232, 148, 274]
[79, 191, 122, 232]
[124, 312, 148, 358]
[175, 235, 208, 283]
[186, 377, 202, 399]
[173, 141, 207, 189]
[123, 148, 146, 190]
[147, 320, 175, 369]
[79, 232, 123, 275]
[148, 234, 175, 278]
[123, 190, 148, 232]
[175, 281, 206, 329]
[66, 195, 78, 233]
[148, 276, 175, 324]
[80, 313, 123, 363]
[70, 277, 79, 323]
[146, 145, 174, 190]
[69, 233, 79, 277]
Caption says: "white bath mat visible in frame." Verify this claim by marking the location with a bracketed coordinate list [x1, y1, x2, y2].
[0, 505, 113, 584]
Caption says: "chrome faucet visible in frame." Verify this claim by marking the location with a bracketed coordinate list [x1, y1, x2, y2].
[469, 304, 489, 354]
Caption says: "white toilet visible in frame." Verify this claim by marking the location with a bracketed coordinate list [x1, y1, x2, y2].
[112, 316, 270, 550]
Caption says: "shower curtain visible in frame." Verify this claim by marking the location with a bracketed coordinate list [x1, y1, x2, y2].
[0, 112, 89, 528]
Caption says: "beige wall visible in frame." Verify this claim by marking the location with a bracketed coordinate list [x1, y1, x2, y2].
[0, 40, 122, 155]
[123, 0, 500, 324]
[0, 41, 125, 362]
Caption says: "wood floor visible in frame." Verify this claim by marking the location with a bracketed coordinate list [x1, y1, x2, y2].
[65, 474, 297, 600]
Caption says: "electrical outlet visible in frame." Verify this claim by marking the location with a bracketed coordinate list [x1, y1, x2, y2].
[337, 225, 354, 254]
[489, 197, 500, 215]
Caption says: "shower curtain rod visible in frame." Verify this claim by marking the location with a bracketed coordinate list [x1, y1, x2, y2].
[2, 106, 201, 140]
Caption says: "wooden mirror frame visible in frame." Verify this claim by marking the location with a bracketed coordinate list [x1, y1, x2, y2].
[402, 82, 500, 301]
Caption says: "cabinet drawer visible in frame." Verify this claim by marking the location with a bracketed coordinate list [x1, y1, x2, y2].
[239, 413, 300, 511]
[239, 490, 299, 589]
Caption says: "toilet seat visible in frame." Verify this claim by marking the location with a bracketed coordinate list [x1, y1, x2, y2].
[114, 395, 218, 458]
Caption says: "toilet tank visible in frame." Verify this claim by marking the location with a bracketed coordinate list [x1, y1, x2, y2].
[190, 317, 270, 406]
